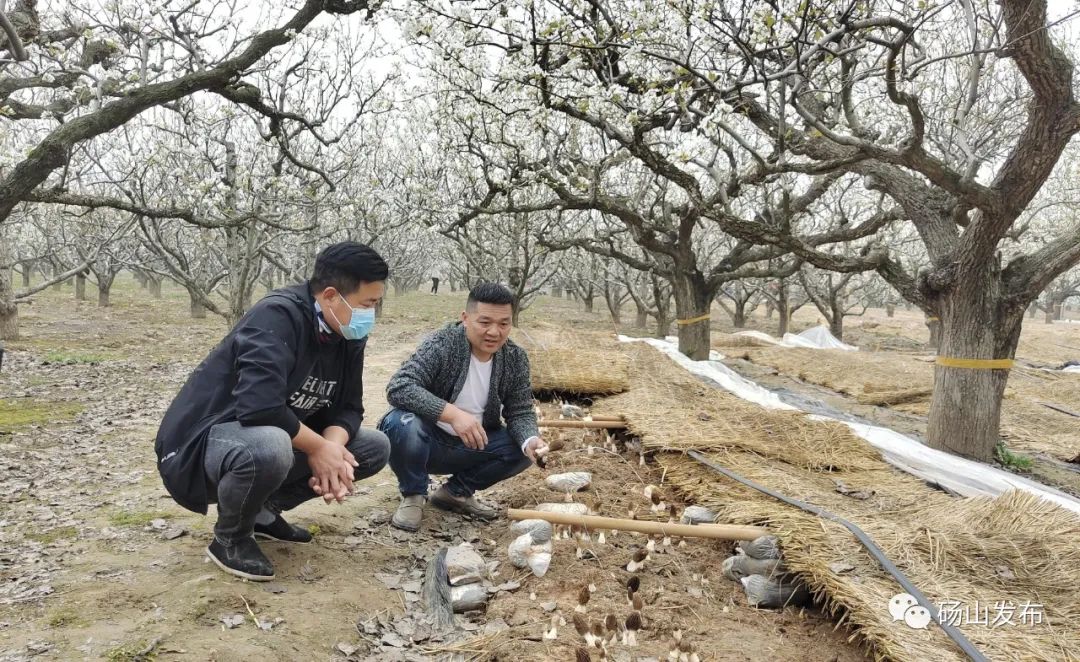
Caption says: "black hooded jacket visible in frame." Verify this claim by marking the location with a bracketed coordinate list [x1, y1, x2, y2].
[154, 282, 367, 513]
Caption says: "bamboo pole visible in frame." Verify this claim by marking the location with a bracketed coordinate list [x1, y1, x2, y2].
[537, 420, 628, 430]
[508, 508, 768, 541]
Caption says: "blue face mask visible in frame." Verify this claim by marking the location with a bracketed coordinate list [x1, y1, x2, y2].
[329, 297, 375, 340]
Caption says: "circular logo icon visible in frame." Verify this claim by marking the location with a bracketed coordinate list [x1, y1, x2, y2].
[888, 593, 917, 621]
[904, 605, 932, 629]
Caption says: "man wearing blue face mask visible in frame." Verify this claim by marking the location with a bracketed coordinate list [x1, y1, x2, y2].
[154, 242, 391, 581]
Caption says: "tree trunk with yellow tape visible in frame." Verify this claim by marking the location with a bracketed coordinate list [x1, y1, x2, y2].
[672, 272, 714, 361]
[926, 278, 1024, 462]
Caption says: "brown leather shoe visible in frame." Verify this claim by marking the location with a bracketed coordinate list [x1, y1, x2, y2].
[391, 495, 426, 532]
[429, 485, 499, 520]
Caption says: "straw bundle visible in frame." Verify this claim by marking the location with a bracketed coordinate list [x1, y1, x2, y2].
[595, 343, 1080, 662]
[856, 387, 933, 407]
[740, 347, 932, 398]
[712, 332, 776, 348]
[515, 329, 631, 395]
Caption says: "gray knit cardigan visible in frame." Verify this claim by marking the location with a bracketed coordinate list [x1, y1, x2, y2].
[385, 323, 539, 446]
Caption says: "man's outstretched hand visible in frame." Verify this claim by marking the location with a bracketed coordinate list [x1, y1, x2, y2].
[307, 440, 358, 503]
[524, 437, 549, 464]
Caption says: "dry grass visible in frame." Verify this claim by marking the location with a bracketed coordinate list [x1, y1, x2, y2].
[712, 332, 777, 349]
[855, 387, 934, 407]
[1001, 368, 1080, 460]
[739, 347, 934, 416]
[515, 329, 632, 396]
[593, 343, 1080, 662]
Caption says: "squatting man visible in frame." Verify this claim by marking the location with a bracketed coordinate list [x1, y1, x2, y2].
[154, 242, 549, 580]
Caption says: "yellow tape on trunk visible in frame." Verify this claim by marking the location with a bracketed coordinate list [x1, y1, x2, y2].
[935, 357, 1014, 370]
[676, 314, 711, 326]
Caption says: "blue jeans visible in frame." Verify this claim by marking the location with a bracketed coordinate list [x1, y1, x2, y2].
[203, 422, 390, 545]
[378, 408, 532, 498]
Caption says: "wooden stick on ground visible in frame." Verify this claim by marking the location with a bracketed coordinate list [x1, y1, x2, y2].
[508, 508, 768, 541]
[1039, 401, 1080, 418]
[538, 420, 628, 430]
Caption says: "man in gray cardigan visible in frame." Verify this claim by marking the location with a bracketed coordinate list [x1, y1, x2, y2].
[378, 282, 547, 531]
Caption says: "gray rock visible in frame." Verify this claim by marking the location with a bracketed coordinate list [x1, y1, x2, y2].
[680, 505, 717, 525]
[737, 535, 782, 560]
[544, 471, 592, 493]
[722, 555, 785, 581]
[509, 519, 553, 543]
[739, 574, 811, 609]
[445, 545, 486, 586]
[450, 583, 488, 612]
[488, 580, 521, 594]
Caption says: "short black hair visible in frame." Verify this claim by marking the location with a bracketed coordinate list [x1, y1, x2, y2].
[310, 241, 389, 294]
[467, 281, 515, 310]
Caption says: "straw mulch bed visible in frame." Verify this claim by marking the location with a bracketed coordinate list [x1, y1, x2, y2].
[739, 347, 1080, 462]
[595, 343, 1080, 662]
[712, 332, 777, 349]
[515, 328, 631, 395]
[1002, 368, 1080, 461]
[738, 347, 933, 415]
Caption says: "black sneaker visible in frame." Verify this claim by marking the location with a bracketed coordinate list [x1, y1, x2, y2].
[254, 513, 313, 544]
[206, 537, 275, 581]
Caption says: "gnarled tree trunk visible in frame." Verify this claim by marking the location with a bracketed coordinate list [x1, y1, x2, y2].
[926, 273, 1024, 461]
[98, 275, 114, 307]
[829, 301, 844, 341]
[777, 285, 791, 336]
[75, 270, 87, 301]
[189, 291, 207, 319]
[672, 272, 712, 360]
[730, 296, 749, 328]
[0, 246, 17, 340]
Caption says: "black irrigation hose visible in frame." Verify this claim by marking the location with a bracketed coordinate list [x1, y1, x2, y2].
[686, 450, 989, 662]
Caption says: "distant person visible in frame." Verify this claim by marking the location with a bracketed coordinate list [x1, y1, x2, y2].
[154, 242, 391, 581]
[378, 282, 547, 532]
[431, 276, 440, 294]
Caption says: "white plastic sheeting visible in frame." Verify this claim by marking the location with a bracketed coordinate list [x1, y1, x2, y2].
[730, 326, 858, 351]
[618, 335, 1080, 517]
[785, 326, 858, 351]
[733, 330, 785, 346]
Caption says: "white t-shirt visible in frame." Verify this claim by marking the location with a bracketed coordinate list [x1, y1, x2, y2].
[437, 355, 492, 437]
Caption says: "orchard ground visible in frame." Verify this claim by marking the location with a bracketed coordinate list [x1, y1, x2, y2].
[2, 276, 1078, 661]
